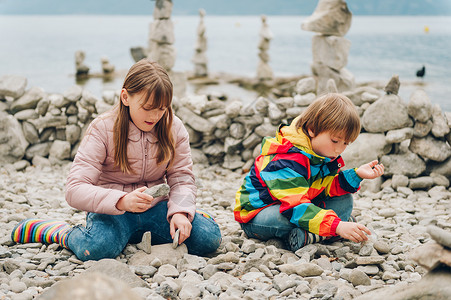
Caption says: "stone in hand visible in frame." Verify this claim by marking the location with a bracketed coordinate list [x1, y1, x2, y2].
[172, 229, 180, 249]
[144, 183, 170, 198]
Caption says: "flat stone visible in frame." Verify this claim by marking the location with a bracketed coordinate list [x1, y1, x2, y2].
[38, 272, 143, 300]
[355, 256, 385, 265]
[373, 240, 391, 254]
[172, 229, 180, 249]
[128, 243, 187, 266]
[157, 264, 179, 277]
[410, 242, 451, 270]
[136, 231, 152, 254]
[295, 263, 324, 277]
[428, 225, 451, 249]
[349, 269, 371, 286]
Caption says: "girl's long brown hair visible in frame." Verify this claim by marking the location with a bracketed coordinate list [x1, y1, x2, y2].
[113, 59, 175, 174]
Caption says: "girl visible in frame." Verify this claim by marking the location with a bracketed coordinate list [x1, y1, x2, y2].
[12, 59, 222, 261]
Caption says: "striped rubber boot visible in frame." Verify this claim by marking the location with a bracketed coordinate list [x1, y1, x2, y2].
[288, 227, 326, 251]
[305, 231, 327, 245]
[11, 219, 71, 249]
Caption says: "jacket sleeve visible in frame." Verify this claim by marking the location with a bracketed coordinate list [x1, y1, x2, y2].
[165, 121, 197, 222]
[325, 168, 362, 197]
[65, 118, 127, 215]
[260, 153, 341, 236]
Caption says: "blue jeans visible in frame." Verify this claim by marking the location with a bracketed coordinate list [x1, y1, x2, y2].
[241, 194, 353, 241]
[66, 201, 221, 261]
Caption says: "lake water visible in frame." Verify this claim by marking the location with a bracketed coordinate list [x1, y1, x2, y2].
[1, 15, 450, 110]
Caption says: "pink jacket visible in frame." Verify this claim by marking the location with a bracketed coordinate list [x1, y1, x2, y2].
[65, 109, 197, 221]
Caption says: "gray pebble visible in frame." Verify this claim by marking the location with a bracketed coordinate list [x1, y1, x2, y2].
[144, 183, 170, 198]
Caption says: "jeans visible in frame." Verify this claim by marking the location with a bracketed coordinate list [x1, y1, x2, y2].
[241, 193, 353, 241]
[66, 201, 221, 261]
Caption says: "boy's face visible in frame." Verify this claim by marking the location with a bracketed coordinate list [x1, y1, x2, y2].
[308, 129, 349, 160]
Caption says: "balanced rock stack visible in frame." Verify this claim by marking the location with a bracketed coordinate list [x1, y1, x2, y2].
[301, 0, 354, 94]
[100, 56, 115, 75]
[256, 15, 274, 83]
[192, 9, 208, 78]
[147, 0, 176, 72]
[74, 50, 90, 78]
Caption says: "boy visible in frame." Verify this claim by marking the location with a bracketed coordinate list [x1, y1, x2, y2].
[234, 93, 384, 251]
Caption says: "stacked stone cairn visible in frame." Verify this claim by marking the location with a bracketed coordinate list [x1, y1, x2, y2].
[192, 9, 208, 78]
[74, 50, 90, 78]
[100, 56, 115, 75]
[256, 15, 274, 83]
[301, 0, 354, 94]
[147, 0, 176, 72]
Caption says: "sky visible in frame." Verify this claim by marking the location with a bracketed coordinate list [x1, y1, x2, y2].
[0, 0, 450, 16]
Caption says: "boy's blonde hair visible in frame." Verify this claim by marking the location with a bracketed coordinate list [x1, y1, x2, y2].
[295, 93, 360, 143]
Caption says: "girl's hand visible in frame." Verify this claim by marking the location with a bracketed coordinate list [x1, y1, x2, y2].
[116, 186, 154, 213]
[356, 160, 384, 179]
[336, 221, 371, 243]
[170, 213, 192, 245]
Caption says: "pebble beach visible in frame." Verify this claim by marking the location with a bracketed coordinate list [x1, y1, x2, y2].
[2, 0, 451, 298]
[1, 159, 450, 299]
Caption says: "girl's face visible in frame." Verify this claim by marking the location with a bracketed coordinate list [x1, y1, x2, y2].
[121, 89, 167, 132]
[308, 129, 349, 161]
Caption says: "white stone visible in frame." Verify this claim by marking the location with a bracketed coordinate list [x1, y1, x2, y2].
[341, 133, 391, 169]
[312, 35, 351, 70]
[362, 94, 413, 133]
[0, 75, 27, 99]
[301, 0, 352, 36]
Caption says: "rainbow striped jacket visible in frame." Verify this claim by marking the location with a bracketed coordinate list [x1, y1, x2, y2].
[234, 117, 362, 237]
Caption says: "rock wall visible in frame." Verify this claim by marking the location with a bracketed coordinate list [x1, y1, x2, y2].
[0, 75, 116, 168]
[176, 76, 451, 192]
[1, 74, 450, 192]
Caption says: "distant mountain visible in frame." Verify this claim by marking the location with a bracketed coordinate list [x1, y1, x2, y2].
[1, 0, 450, 16]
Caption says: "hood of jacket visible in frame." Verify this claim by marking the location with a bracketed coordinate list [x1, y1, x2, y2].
[260, 116, 345, 168]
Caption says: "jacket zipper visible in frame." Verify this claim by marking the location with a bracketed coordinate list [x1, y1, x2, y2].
[320, 161, 325, 184]
[140, 132, 148, 183]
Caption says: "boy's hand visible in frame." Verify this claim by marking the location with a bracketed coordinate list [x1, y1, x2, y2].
[116, 186, 154, 213]
[356, 160, 384, 179]
[336, 221, 371, 243]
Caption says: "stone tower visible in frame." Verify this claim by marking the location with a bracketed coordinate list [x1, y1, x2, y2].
[256, 15, 274, 82]
[148, 0, 176, 72]
[192, 9, 208, 77]
[301, 0, 354, 94]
